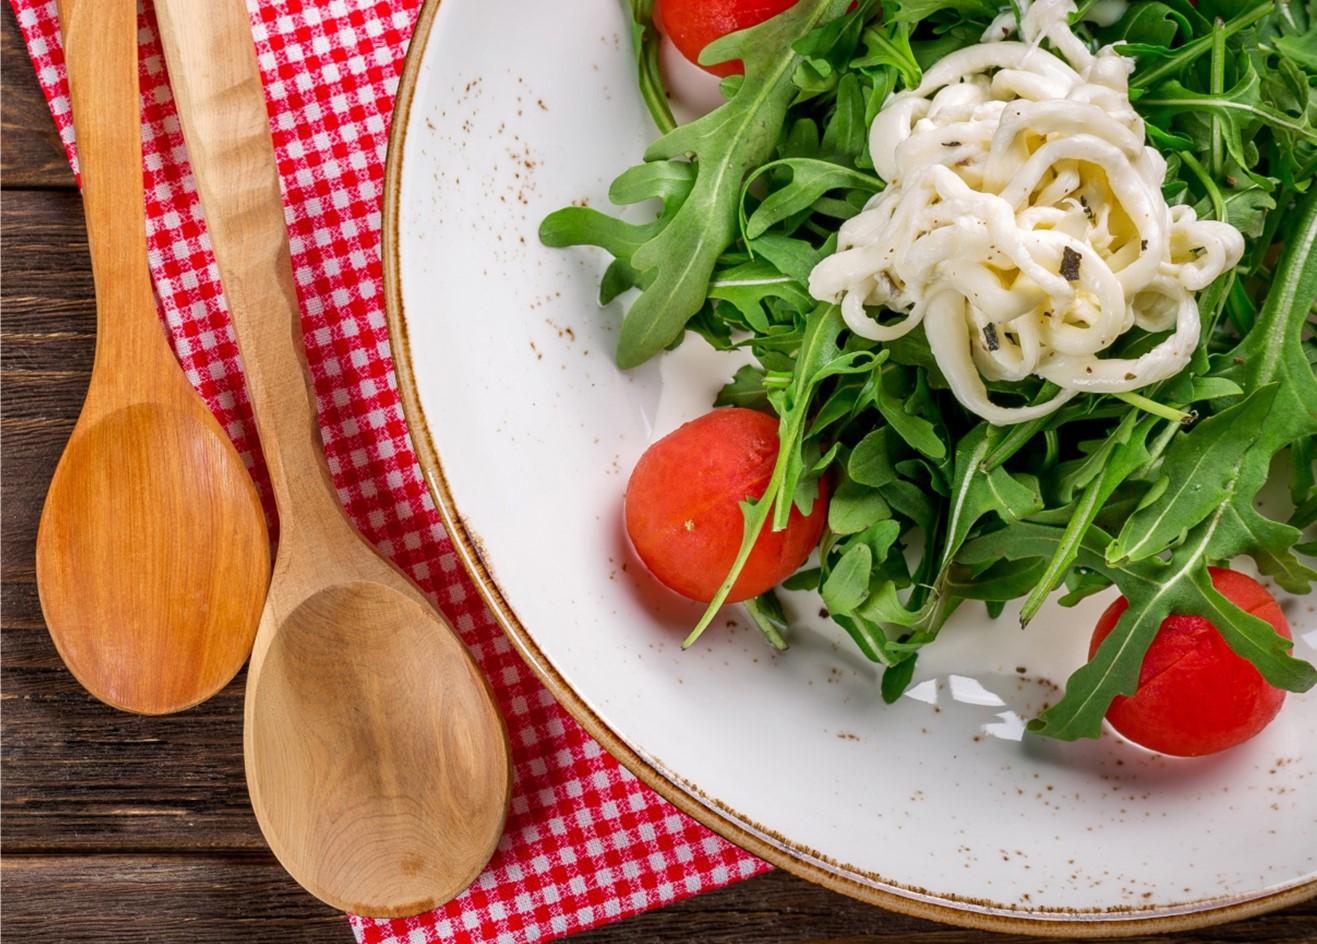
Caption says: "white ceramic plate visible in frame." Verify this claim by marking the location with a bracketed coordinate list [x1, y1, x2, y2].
[384, 0, 1317, 934]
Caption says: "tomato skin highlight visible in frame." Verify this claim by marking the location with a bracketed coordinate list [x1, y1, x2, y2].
[625, 407, 827, 604]
[1089, 568, 1291, 757]
[654, 0, 800, 76]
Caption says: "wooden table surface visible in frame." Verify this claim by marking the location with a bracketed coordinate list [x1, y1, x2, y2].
[2, 6, 1315, 942]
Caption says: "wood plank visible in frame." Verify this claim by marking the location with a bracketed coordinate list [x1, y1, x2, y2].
[2, 190, 93, 584]
[1, 854, 347, 942]
[0, 189, 94, 336]
[2, 4, 75, 189]
[4, 571, 259, 851]
[1, 626, 263, 851]
[5, 857, 1312, 944]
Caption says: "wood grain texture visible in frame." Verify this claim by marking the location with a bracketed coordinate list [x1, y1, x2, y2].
[153, 0, 509, 916]
[32, 0, 271, 716]
[3, 6, 1315, 943]
[1, 855, 345, 942]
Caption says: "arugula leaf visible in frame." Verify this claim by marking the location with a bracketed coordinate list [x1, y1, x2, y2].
[884, 0, 997, 26]
[875, 366, 947, 460]
[621, 0, 853, 366]
[1195, 178, 1277, 239]
[852, 21, 922, 89]
[744, 590, 791, 650]
[848, 427, 899, 488]
[881, 655, 918, 703]
[1127, 2, 1274, 89]
[790, 0, 877, 102]
[1139, 56, 1317, 173]
[961, 518, 1317, 740]
[823, 543, 873, 613]
[1018, 413, 1160, 626]
[828, 475, 893, 534]
[1107, 385, 1278, 564]
[938, 425, 1042, 569]
[1209, 188, 1317, 591]
[542, 0, 853, 367]
[820, 72, 872, 165]
[743, 158, 882, 238]
[1274, 0, 1317, 69]
[852, 425, 1040, 642]
[709, 258, 815, 330]
[540, 160, 695, 304]
[946, 557, 1050, 601]
[715, 365, 770, 409]
[1109, 1, 1192, 46]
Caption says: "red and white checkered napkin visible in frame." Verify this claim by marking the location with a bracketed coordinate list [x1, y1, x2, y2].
[12, 0, 769, 939]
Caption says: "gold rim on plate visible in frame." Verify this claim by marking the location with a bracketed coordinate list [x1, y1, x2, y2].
[380, 1, 1316, 934]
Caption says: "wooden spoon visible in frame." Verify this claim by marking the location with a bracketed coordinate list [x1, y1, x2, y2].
[36, 0, 269, 715]
[153, 0, 511, 917]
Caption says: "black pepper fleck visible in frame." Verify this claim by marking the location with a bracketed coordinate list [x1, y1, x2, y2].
[1060, 246, 1082, 281]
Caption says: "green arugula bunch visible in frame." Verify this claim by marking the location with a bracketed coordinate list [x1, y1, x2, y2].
[540, 0, 1317, 739]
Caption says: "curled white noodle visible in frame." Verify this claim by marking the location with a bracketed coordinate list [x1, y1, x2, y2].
[808, 0, 1244, 424]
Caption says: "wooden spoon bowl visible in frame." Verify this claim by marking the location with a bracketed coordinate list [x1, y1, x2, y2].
[247, 582, 507, 915]
[39, 401, 268, 713]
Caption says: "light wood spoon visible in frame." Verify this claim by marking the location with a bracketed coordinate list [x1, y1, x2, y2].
[154, 0, 511, 917]
[36, 0, 269, 715]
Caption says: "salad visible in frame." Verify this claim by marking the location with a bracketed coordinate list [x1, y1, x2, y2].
[541, 0, 1317, 755]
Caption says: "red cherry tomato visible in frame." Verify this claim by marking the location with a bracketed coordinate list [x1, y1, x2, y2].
[1089, 568, 1291, 757]
[654, 0, 800, 77]
[625, 407, 827, 603]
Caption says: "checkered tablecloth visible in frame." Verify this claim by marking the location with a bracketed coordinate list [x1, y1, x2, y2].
[10, 1, 769, 940]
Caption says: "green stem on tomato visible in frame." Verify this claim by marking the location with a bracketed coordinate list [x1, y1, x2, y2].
[630, 0, 678, 135]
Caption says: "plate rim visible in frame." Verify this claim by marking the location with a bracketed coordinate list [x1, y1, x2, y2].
[380, 0, 1317, 934]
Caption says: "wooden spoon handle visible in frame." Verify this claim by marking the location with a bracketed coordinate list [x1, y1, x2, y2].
[57, 0, 171, 378]
[153, 0, 343, 539]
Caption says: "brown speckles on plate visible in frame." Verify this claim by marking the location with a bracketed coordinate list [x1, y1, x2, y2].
[543, 318, 574, 340]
